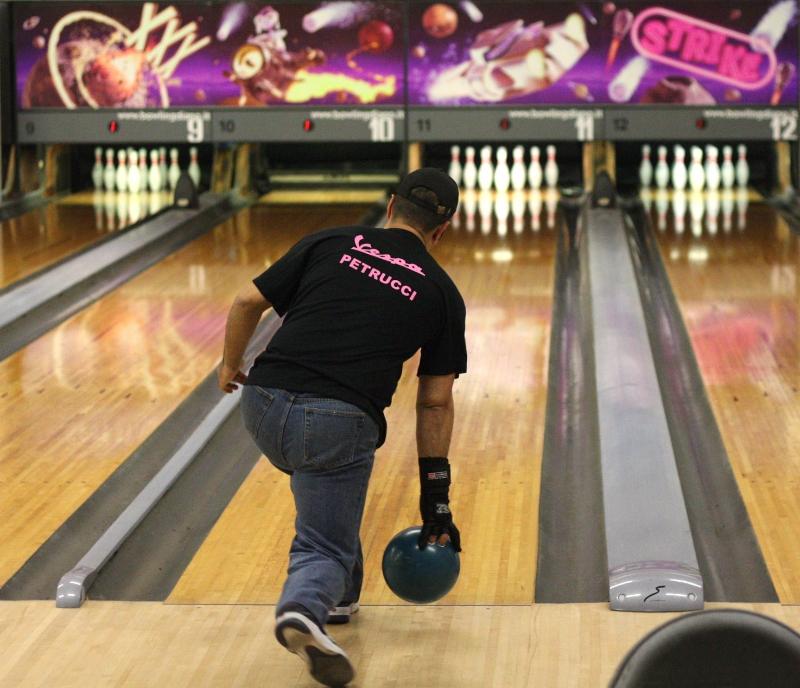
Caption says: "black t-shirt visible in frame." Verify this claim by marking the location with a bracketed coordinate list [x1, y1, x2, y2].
[247, 226, 467, 446]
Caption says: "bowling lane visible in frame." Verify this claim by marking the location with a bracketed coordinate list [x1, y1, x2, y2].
[651, 195, 800, 602]
[168, 190, 557, 606]
[0, 190, 171, 289]
[0, 201, 373, 587]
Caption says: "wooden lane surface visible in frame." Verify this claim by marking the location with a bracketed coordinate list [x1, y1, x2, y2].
[0, 191, 172, 289]
[168, 195, 557, 606]
[2, 601, 799, 687]
[0, 202, 373, 587]
[653, 197, 800, 602]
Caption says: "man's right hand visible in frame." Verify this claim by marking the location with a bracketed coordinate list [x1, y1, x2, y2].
[418, 457, 462, 551]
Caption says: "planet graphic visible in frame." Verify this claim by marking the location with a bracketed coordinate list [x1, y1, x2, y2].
[422, 4, 458, 39]
[358, 20, 394, 53]
[22, 27, 165, 108]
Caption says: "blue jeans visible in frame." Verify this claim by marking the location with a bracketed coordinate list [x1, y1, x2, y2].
[241, 385, 379, 626]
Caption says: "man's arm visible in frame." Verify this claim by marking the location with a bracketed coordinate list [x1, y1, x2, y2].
[218, 282, 271, 393]
[416, 374, 455, 456]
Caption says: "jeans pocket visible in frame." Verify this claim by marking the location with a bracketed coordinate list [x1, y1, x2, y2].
[303, 407, 366, 471]
[241, 386, 275, 442]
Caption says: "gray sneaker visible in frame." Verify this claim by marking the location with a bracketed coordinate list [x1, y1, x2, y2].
[328, 601, 360, 625]
[275, 611, 355, 687]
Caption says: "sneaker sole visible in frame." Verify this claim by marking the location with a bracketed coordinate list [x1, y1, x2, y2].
[276, 617, 355, 687]
[328, 603, 360, 625]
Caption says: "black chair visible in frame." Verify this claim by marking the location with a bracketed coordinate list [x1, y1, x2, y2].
[610, 609, 800, 687]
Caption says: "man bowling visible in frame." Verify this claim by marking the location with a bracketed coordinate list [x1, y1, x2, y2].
[218, 168, 466, 687]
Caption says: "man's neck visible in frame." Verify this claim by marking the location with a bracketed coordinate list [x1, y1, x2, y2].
[383, 222, 430, 250]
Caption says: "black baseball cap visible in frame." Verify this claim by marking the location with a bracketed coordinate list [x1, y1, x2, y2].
[396, 167, 459, 220]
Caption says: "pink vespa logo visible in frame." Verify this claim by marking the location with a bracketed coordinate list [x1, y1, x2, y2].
[631, 7, 777, 90]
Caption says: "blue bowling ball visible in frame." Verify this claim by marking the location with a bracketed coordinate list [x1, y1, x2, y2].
[382, 526, 460, 604]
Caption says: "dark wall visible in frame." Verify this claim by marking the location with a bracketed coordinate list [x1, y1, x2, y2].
[0, 3, 13, 145]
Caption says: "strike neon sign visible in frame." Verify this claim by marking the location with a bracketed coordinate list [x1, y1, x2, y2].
[631, 7, 777, 90]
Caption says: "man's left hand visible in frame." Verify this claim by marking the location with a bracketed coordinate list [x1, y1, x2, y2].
[218, 363, 248, 393]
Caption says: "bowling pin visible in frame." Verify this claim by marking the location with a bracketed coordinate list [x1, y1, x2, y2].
[655, 146, 670, 189]
[462, 146, 478, 191]
[655, 188, 669, 230]
[510, 145, 526, 191]
[462, 189, 477, 232]
[544, 145, 559, 189]
[529, 189, 543, 231]
[511, 189, 526, 233]
[705, 145, 721, 191]
[672, 189, 687, 234]
[527, 146, 543, 189]
[127, 150, 141, 193]
[115, 149, 128, 192]
[148, 150, 161, 193]
[688, 146, 705, 192]
[494, 190, 510, 236]
[116, 190, 128, 225]
[159, 147, 168, 190]
[104, 189, 116, 231]
[92, 147, 104, 190]
[545, 187, 558, 228]
[672, 145, 688, 191]
[168, 148, 181, 191]
[103, 149, 116, 191]
[128, 191, 142, 225]
[721, 188, 734, 232]
[448, 145, 462, 186]
[705, 189, 720, 235]
[689, 190, 705, 237]
[639, 144, 653, 188]
[477, 146, 493, 191]
[736, 145, 749, 188]
[640, 187, 653, 212]
[721, 146, 735, 189]
[188, 146, 201, 187]
[494, 146, 511, 192]
[478, 189, 493, 233]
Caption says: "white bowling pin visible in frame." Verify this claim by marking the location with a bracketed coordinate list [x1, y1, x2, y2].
[544, 145, 559, 189]
[688, 146, 705, 191]
[495, 191, 510, 236]
[672, 189, 687, 234]
[478, 189, 493, 233]
[128, 150, 142, 193]
[721, 146, 735, 189]
[528, 146, 543, 189]
[168, 148, 181, 190]
[115, 149, 128, 192]
[529, 189, 543, 231]
[188, 146, 201, 187]
[448, 145, 462, 186]
[477, 146, 493, 191]
[92, 147, 104, 190]
[656, 188, 669, 230]
[510, 145, 526, 191]
[640, 187, 653, 212]
[672, 145, 688, 191]
[639, 144, 653, 188]
[116, 190, 128, 225]
[705, 145, 721, 191]
[511, 189, 526, 233]
[494, 146, 511, 192]
[104, 189, 116, 231]
[462, 146, 478, 191]
[736, 145, 749, 188]
[462, 189, 477, 232]
[128, 191, 142, 225]
[103, 149, 116, 191]
[148, 149, 162, 193]
[655, 146, 670, 189]
[137, 148, 148, 191]
[159, 147, 168, 190]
